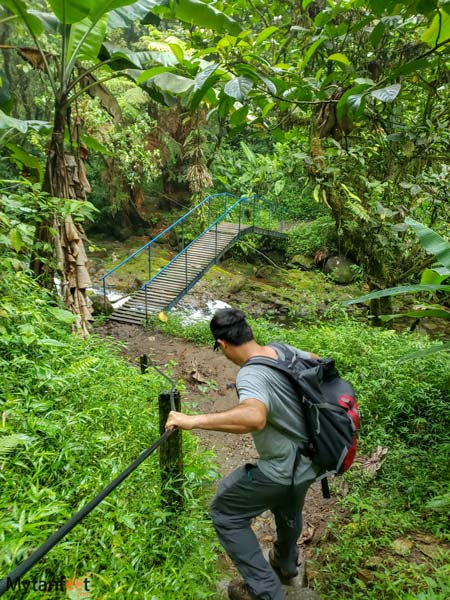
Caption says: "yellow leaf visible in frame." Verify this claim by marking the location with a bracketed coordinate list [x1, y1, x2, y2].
[158, 311, 168, 322]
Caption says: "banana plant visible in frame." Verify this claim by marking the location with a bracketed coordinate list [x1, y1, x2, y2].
[0, 0, 241, 334]
[343, 218, 450, 359]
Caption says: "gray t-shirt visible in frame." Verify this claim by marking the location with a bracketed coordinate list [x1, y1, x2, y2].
[236, 343, 319, 486]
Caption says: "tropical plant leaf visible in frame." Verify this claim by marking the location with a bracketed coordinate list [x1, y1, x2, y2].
[169, 42, 183, 63]
[80, 134, 112, 155]
[405, 218, 450, 269]
[420, 268, 450, 285]
[240, 141, 256, 165]
[108, 0, 166, 28]
[137, 66, 175, 84]
[397, 342, 450, 363]
[89, 0, 141, 24]
[370, 84, 401, 102]
[230, 105, 248, 128]
[47, 0, 91, 24]
[255, 26, 278, 45]
[29, 9, 63, 33]
[194, 63, 219, 91]
[224, 76, 253, 101]
[1, 0, 44, 36]
[380, 307, 450, 321]
[342, 284, 450, 305]
[421, 7, 450, 47]
[48, 306, 76, 323]
[148, 72, 194, 94]
[174, 0, 242, 35]
[302, 37, 326, 67]
[0, 109, 48, 133]
[101, 43, 178, 68]
[66, 15, 108, 62]
[5, 143, 44, 181]
[327, 52, 351, 67]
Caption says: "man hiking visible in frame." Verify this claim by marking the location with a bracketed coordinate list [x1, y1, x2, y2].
[165, 307, 320, 600]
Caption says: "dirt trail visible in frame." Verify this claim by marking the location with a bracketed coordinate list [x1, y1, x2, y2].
[97, 322, 338, 593]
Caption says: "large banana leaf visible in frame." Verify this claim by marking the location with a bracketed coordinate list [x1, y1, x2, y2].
[342, 284, 450, 306]
[397, 342, 450, 363]
[66, 15, 108, 63]
[100, 43, 178, 68]
[47, 0, 92, 24]
[108, 0, 167, 28]
[405, 218, 450, 269]
[89, 0, 140, 24]
[0, 108, 48, 133]
[379, 307, 450, 321]
[47, 0, 139, 24]
[1, 0, 44, 35]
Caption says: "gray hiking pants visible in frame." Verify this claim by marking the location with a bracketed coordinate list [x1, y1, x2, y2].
[210, 463, 312, 600]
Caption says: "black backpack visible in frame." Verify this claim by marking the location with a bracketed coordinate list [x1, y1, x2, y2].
[244, 342, 359, 497]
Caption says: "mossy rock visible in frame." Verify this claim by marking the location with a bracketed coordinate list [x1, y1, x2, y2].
[323, 256, 357, 284]
[227, 276, 248, 294]
[290, 254, 314, 270]
[89, 293, 113, 316]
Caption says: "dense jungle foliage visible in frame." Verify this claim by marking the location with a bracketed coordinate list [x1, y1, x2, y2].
[1, 0, 449, 598]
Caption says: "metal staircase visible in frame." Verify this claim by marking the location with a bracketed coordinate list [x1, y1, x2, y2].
[101, 193, 287, 325]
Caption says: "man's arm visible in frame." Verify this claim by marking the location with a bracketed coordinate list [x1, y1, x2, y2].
[165, 398, 267, 434]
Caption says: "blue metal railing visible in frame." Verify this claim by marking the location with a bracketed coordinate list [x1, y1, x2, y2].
[101, 192, 284, 306]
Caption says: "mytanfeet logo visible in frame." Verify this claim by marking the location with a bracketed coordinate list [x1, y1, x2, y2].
[7, 576, 91, 598]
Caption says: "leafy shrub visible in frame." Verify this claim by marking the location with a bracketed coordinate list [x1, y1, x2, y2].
[286, 216, 337, 258]
[0, 271, 218, 599]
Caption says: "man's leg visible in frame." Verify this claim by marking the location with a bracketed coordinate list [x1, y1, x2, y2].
[210, 465, 289, 600]
[271, 480, 312, 575]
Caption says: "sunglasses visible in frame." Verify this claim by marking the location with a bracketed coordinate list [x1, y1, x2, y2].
[213, 340, 220, 352]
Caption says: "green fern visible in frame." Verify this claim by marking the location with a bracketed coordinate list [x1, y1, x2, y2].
[64, 357, 100, 376]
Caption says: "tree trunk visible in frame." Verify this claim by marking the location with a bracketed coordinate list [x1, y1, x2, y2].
[32, 99, 93, 336]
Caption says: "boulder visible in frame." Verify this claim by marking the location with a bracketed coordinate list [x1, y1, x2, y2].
[290, 254, 314, 270]
[323, 256, 357, 284]
[89, 292, 113, 316]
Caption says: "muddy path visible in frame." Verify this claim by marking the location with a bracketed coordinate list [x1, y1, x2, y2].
[96, 322, 342, 590]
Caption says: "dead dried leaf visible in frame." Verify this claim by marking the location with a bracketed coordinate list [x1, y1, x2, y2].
[417, 542, 441, 559]
[364, 555, 384, 568]
[191, 369, 208, 384]
[299, 525, 315, 544]
[355, 445, 388, 477]
[356, 567, 375, 585]
[392, 537, 413, 556]
[415, 533, 438, 544]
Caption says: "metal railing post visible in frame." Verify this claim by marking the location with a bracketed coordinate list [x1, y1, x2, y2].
[215, 223, 218, 258]
[144, 286, 148, 322]
[102, 279, 107, 311]
[148, 246, 152, 281]
[182, 221, 185, 249]
[238, 201, 241, 233]
[208, 198, 211, 225]
[185, 249, 188, 287]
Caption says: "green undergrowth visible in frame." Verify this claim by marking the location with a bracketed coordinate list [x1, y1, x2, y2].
[150, 312, 450, 599]
[0, 272, 219, 599]
[93, 236, 172, 291]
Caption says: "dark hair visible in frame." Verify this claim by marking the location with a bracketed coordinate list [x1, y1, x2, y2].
[210, 308, 254, 346]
